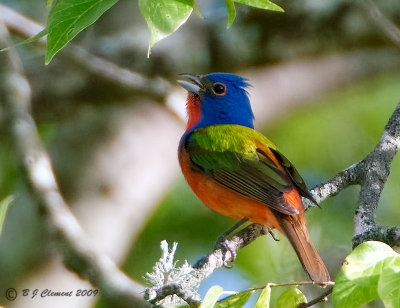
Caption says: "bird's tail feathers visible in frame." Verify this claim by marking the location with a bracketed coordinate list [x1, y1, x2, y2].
[277, 214, 330, 283]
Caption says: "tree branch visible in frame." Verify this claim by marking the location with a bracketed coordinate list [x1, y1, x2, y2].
[0, 17, 149, 308]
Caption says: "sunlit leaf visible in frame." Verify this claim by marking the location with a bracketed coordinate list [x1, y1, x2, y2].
[139, 0, 193, 57]
[200, 285, 224, 308]
[333, 241, 399, 308]
[378, 257, 400, 308]
[276, 287, 307, 308]
[254, 285, 271, 308]
[0, 195, 13, 237]
[225, 0, 236, 29]
[46, 0, 119, 64]
[235, 0, 283, 11]
[225, 0, 283, 28]
[215, 289, 254, 308]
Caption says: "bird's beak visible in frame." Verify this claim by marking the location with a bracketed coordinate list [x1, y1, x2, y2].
[177, 74, 203, 95]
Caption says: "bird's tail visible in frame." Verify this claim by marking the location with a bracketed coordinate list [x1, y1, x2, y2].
[277, 214, 330, 283]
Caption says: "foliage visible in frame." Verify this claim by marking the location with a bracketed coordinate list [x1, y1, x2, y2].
[214, 288, 254, 308]
[0, 195, 13, 237]
[333, 241, 400, 308]
[172, 239, 400, 308]
[35, 0, 283, 63]
[254, 285, 271, 308]
[45, 0, 119, 64]
[139, 0, 195, 57]
[198, 284, 307, 308]
[275, 287, 307, 308]
[225, 0, 283, 29]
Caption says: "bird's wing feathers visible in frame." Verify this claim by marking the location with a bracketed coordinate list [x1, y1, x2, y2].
[185, 125, 314, 215]
[270, 148, 318, 205]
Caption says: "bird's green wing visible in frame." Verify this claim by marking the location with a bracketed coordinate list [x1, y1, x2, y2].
[185, 125, 312, 215]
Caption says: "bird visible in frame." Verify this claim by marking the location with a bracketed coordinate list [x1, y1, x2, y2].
[177, 72, 330, 282]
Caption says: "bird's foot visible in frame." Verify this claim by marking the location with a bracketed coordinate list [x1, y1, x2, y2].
[215, 234, 228, 248]
[214, 237, 237, 269]
[267, 227, 280, 241]
[213, 218, 249, 269]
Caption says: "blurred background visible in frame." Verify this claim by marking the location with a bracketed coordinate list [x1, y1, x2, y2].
[1, 0, 400, 307]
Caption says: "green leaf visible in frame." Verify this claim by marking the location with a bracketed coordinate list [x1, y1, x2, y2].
[45, 0, 119, 64]
[0, 195, 13, 237]
[224, 0, 283, 28]
[254, 285, 271, 308]
[225, 0, 236, 29]
[200, 285, 224, 308]
[0, 29, 48, 52]
[378, 257, 400, 308]
[139, 0, 193, 57]
[276, 287, 307, 308]
[333, 241, 399, 308]
[234, 0, 283, 12]
[214, 290, 254, 308]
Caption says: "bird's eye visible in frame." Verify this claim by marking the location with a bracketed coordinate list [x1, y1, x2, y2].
[212, 83, 227, 96]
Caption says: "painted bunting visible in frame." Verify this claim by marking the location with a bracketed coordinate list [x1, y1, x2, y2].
[177, 73, 330, 282]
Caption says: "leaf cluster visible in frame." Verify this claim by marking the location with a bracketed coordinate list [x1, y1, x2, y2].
[24, 0, 282, 63]
[333, 241, 400, 308]
[170, 241, 400, 307]
[177, 284, 306, 308]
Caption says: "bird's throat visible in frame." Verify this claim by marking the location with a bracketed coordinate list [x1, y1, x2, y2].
[185, 94, 202, 131]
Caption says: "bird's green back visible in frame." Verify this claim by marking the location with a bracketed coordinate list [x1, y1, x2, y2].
[190, 124, 276, 154]
[186, 124, 277, 170]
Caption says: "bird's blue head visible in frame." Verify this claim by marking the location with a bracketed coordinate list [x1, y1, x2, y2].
[178, 73, 254, 131]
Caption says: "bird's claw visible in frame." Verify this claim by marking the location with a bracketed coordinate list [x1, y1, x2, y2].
[215, 235, 227, 248]
[215, 238, 237, 268]
[267, 227, 280, 241]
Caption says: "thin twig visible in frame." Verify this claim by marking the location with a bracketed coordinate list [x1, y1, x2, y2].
[359, 0, 400, 51]
[0, 17, 149, 308]
[264, 281, 334, 288]
[302, 164, 358, 209]
[298, 287, 333, 308]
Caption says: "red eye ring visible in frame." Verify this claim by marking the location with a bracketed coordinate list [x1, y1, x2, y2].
[212, 82, 227, 96]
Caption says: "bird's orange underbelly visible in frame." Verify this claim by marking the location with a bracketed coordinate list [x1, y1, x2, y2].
[179, 150, 283, 232]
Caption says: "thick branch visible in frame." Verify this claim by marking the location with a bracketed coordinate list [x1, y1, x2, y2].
[0, 18, 149, 308]
[351, 104, 400, 247]
[303, 165, 359, 208]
